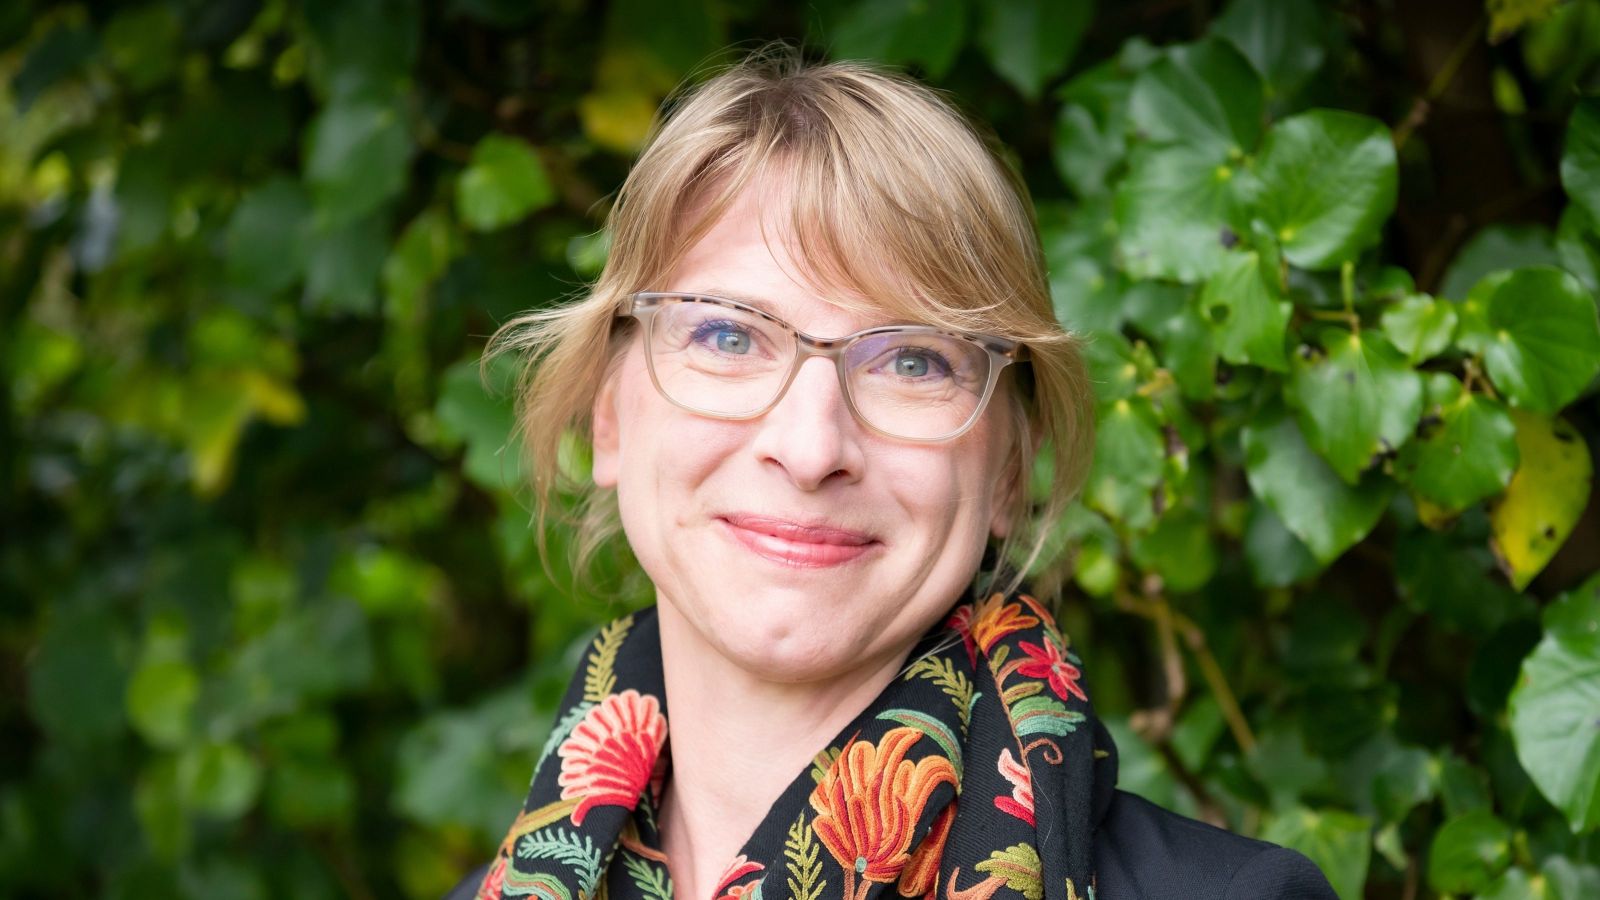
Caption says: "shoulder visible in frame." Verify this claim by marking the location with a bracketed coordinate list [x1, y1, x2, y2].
[1093, 790, 1338, 899]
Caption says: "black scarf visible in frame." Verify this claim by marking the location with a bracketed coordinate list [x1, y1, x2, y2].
[475, 590, 1118, 900]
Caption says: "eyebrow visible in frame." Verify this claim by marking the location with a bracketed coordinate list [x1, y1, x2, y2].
[691, 286, 925, 330]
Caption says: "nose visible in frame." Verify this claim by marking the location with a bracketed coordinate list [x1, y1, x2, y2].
[749, 355, 866, 491]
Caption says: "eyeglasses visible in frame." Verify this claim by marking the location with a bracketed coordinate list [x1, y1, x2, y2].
[615, 292, 1028, 442]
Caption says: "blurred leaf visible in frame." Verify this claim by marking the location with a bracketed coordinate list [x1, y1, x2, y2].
[1489, 0, 1564, 43]
[1439, 224, 1559, 301]
[1082, 330, 1141, 404]
[1286, 326, 1423, 484]
[303, 96, 412, 227]
[1427, 809, 1513, 894]
[830, 0, 966, 78]
[1054, 103, 1125, 199]
[1252, 110, 1397, 271]
[103, 5, 182, 91]
[1509, 574, 1600, 832]
[1394, 372, 1518, 514]
[1490, 410, 1593, 589]
[1211, 0, 1327, 97]
[1557, 205, 1600, 294]
[1244, 498, 1320, 587]
[1128, 507, 1216, 592]
[1259, 807, 1370, 900]
[304, 0, 419, 101]
[976, 0, 1092, 100]
[1379, 293, 1457, 365]
[127, 659, 198, 749]
[27, 601, 128, 745]
[1242, 402, 1392, 563]
[456, 134, 555, 232]
[225, 176, 312, 295]
[1564, 97, 1600, 227]
[12, 21, 94, 111]
[435, 355, 525, 493]
[305, 212, 389, 315]
[1128, 38, 1262, 155]
[178, 742, 262, 820]
[1456, 267, 1600, 413]
[1196, 250, 1290, 371]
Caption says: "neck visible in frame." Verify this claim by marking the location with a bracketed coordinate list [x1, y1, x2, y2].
[653, 599, 917, 900]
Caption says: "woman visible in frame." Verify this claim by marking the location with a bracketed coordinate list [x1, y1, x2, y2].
[451, 49, 1336, 900]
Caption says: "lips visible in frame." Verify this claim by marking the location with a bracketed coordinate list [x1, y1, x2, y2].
[717, 513, 880, 568]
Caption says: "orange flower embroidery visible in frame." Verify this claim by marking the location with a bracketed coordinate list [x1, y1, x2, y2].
[557, 689, 668, 825]
[809, 727, 958, 900]
[897, 802, 955, 898]
[970, 593, 1040, 654]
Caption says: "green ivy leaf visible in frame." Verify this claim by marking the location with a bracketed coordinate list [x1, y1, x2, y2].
[830, 0, 966, 79]
[303, 96, 413, 227]
[1128, 38, 1262, 155]
[976, 0, 1091, 100]
[1259, 807, 1370, 900]
[1124, 281, 1217, 401]
[1242, 402, 1392, 563]
[1286, 326, 1423, 484]
[1509, 575, 1600, 833]
[434, 355, 525, 493]
[305, 213, 389, 316]
[456, 134, 556, 232]
[1244, 499, 1320, 587]
[1557, 205, 1600, 294]
[1116, 144, 1248, 283]
[1129, 508, 1217, 593]
[1427, 809, 1513, 894]
[1084, 395, 1166, 530]
[1394, 373, 1519, 513]
[1252, 109, 1397, 270]
[1561, 96, 1600, 227]
[1379, 293, 1457, 364]
[1456, 267, 1600, 413]
[1210, 0, 1327, 97]
[1196, 250, 1290, 371]
[1439, 224, 1559, 302]
[1054, 103, 1126, 198]
[1082, 331, 1142, 404]
[126, 659, 198, 749]
[1490, 410, 1593, 590]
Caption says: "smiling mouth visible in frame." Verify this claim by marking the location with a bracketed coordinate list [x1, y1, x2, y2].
[716, 514, 881, 568]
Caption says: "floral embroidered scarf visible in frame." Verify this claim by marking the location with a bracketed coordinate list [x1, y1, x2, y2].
[475, 590, 1118, 900]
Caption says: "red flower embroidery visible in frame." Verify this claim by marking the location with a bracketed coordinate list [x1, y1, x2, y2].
[992, 748, 1035, 826]
[713, 856, 766, 900]
[557, 689, 668, 825]
[970, 593, 1040, 654]
[946, 604, 977, 668]
[1016, 640, 1087, 703]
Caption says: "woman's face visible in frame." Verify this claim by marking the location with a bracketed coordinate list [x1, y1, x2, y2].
[591, 180, 1018, 684]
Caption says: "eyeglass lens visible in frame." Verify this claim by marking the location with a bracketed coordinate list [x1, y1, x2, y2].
[646, 299, 993, 440]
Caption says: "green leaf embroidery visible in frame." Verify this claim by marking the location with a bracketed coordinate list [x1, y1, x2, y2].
[622, 850, 673, 900]
[583, 615, 634, 703]
[785, 811, 826, 900]
[875, 708, 963, 779]
[810, 747, 841, 785]
[903, 655, 976, 729]
[975, 843, 1044, 900]
[517, 827, 603, 894]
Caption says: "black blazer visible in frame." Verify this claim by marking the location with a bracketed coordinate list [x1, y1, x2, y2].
[445, 789, 1337, 899]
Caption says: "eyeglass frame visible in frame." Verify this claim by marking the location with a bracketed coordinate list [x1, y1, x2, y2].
[614, 291, 1030, 443]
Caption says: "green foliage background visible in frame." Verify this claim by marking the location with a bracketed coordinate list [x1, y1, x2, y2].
[5, 0, 1600, 897]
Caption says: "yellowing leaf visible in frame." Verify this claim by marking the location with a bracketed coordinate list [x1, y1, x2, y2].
[1490, 410, 1593, 590]
[579, 89, 658, 155]
[1488, 0, 1563, 44]
[242, 370, 306, 425]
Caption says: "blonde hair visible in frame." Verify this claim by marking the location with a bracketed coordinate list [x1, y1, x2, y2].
[486, 45, 1095, 597]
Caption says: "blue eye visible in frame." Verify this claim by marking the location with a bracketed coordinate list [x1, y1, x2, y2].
[690, 320, 754, 355]
[889, 349, 949, 379]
